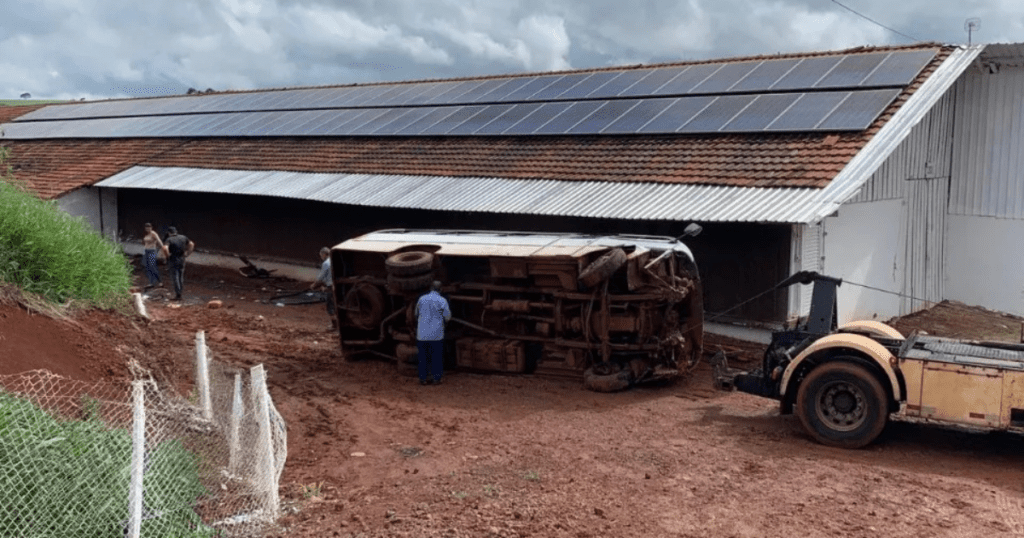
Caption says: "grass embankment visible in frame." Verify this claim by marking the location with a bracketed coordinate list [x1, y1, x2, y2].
[0, 148, 132, 308]
[0, 100, 66, 106]
[0, 391, 213, 537]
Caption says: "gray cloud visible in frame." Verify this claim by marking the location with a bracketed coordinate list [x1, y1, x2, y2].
[1, 0, 1020, 100]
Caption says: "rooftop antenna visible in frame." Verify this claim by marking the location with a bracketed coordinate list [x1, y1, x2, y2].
[964, 18, 981, 45]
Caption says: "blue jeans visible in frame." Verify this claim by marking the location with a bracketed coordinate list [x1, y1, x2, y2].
[169, 258, 186, 298]
[417, 340, 444, 382]
[144, 249, 160, 286]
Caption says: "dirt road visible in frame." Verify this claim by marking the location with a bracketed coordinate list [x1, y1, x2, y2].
[3, 261, 1023, 537]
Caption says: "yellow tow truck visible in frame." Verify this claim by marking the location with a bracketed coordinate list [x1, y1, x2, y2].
[713, 272, 1024, 448]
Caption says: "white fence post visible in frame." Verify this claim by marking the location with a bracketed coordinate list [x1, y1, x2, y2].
[195, 331, 212, 421]
[228, 373, 243, 475]
[249, 364, 279, 520]
[127, 380, 146, 538]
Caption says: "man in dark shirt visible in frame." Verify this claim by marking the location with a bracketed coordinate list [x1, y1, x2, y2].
[160, 227, 194, 301]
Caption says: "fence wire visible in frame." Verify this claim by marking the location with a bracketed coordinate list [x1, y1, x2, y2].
[0, 360, 286, 538]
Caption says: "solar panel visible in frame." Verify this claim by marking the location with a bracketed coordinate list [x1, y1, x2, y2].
[528, 73, 596, 101]
[650, 63, 721, 96]
[862, 49, 936, 86]
[219, 93, 263, 112]
[141, 115, 186, 136]
[558, 71, 619, 99]
[453, 79, 511, 103]
[589, 69, 655, 99]
[169, 113, 221, 136]
[569, 99, 640, 134]
[730, 58, 801, 92]
[472, 77, 533, 102]
[690, 62, 758, 93]
[503, 75, 563, 101]
[815, 52, 889, 88]
[602, 98, 677, 133]
[369, 107, 436, 135]
[501, 102, 571, 135]
[679, 95, 756, 132]
[309, 109, 365, 135]
[473, 103, 544, 134]
[357, 84, 410, 107]
[720, 93, 801, 131]
[344, 107, 408, 134]
[618, 67, 689, 97]
[200, 112, 250, 135]
[419, 106, 484, 134]
[395, 107, 461, 135]
[425, 80, 488, 105]
[377, 84, 425, 106]
[532, 101, 604, 134]
[448, 104, 515, 135]
[816, 88, 899, 130]
[280, 110, 332, 135]
[771, 56, 843, 91]
[289, 110, 339, 135]
[321, 108, 378, 135]
[346, 108, 403, 134]
[638, 96, 715, 133]
[402, 82, 452, 105]
[765, 92, 848, 130]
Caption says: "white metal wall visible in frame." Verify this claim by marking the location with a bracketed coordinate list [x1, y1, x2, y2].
[949, 65, 1024, 219]
[849, 89, 957, 203]
[788, 223, 822, 321]
[943, 61, 1024, 315]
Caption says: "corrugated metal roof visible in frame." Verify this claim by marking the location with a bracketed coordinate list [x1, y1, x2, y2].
[97, 165, 828, 223]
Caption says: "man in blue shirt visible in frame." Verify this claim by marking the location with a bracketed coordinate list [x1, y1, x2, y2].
[415, 281, 451, 385]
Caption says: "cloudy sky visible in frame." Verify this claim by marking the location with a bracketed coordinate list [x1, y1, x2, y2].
[2, 0, 1021, 100]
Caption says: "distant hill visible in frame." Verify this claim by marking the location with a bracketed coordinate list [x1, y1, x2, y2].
[0, 100, 68, 106]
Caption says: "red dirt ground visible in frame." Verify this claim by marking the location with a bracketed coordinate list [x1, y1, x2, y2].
[3, 262, 1024, 538]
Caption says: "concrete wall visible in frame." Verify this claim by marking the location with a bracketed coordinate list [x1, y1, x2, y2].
[821, 198, 905, 323]
[944, 215, 1024, 316]
[55, 186, 117, 241]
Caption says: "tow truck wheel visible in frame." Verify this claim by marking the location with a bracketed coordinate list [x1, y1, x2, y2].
[796, 360, 888, 449]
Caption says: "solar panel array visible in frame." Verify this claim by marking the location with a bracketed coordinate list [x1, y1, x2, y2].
[3, 49, 937, 139]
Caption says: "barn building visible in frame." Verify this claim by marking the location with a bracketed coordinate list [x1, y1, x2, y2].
[1, 42, 1022, 334]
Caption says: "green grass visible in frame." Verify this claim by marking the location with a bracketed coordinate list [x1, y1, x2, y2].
[0, 390, 214, 538]
[0, 148, 132, 308]
[0, 100, 67, 106]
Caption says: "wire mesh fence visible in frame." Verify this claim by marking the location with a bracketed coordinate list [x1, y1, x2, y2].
[0, 331, 286, 538]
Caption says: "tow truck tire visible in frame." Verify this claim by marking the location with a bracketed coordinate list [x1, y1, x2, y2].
[796, 360, 888, 449]
[385, 251, 434, 276]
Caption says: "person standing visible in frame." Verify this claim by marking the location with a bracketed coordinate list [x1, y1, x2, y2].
[415, 281, 451, 385]
[142, 223, 164, 289]
[308, 247, 337, 331]
[160, 227, 194, 301]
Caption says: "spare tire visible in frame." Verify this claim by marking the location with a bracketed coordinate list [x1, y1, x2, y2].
[386, 251, 434, 276]
[583, 364, 632, 392]
[387, 272, 434, 293]
[343, 283, 386, 330]
[579, 248, 627, 288]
